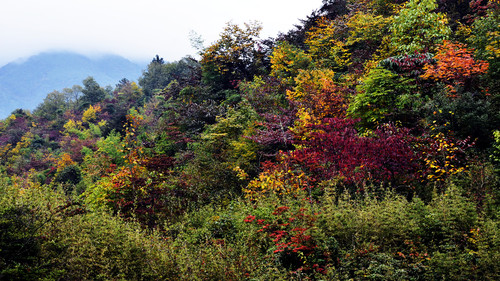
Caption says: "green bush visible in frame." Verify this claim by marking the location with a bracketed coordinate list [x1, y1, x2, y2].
[347, 67, 416, 128]
[318, 184, 499, 280]
[0, 180, 179, 280]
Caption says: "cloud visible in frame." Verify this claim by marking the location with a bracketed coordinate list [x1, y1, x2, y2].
[0, 0, 322, 66]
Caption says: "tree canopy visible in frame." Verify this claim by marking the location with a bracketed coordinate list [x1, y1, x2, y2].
[1, 1, 500, 280]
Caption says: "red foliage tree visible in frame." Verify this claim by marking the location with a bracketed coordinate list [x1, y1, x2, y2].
[290, 118, 420, 191]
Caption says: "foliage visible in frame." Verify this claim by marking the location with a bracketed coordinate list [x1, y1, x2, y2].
[422, 40, 489, 96]
[244, 159, 313, 201]
[469, 8, 500, 60]
[318, 184, 499, 280]
[420, 91, 500, 149]
[33, 90, 69, 121]
[244, 204, 326, 275]
[348, 67, 416, 127]
[416, 131, 471, 188]
[305, 17, 351, 71]
[304, 10, 392, 74]
[379, 53, 435, 79]
[389, 0, 451, 54]
[245, 119, 423, 200]
[81, 104, 102, 123]
[345, 10, 393, 72]
[84, 114, 192, 228]
[345, 11, 392, 47]
[139, 56, 200, 97]
[270, 41, 313, 85]
[289, 69, 349, 119]
[1, 1, 500, 280]
[181, 104, 261, 204]
[0, 181, 181, 280]
[200, 22, 265, 93]
[80, 76, 107, 107]
[468, 8, 500, 96]
[240, 76, 296, 157]
[239, 76, 290, 115]
[492, 130, 500, 173]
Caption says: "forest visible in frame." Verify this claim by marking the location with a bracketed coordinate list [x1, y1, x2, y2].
[1, 0, 500, 280]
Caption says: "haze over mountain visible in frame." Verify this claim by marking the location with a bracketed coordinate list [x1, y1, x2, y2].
[0, 51, 145, 118]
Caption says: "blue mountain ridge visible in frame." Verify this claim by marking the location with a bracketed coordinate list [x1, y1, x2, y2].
[0, 52, 145, 118]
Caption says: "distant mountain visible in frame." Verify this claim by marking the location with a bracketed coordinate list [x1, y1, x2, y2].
[0, 52, 145, 118]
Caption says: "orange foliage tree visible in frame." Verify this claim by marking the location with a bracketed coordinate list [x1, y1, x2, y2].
[422, 40, 489, 96]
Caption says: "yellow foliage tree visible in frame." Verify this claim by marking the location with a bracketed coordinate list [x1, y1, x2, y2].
[56, 153, 76, 172]
[270, 41, 313, 85]
[82, 104, 102, 123]
[345, 12, 392, 47]
[243, 158, 312, 200]
[305, 17, 351, 70]
[200, 21, 263, 90]
[421, 132, 467, 183]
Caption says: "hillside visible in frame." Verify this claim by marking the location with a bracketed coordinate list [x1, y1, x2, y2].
[0, 0, 499, 280]
[0, 52, 144, 118]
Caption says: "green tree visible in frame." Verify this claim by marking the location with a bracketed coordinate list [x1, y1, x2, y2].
[347, 67, 416, 128]
[33, 90, 68, 120]
[389, 0, 451, 54]
[80, 76, 107, 107]
[139, 56, 201, 97]
[62, 85, 83, 109]
[139, 56, 168, 97]
[468, 9, 500, 97]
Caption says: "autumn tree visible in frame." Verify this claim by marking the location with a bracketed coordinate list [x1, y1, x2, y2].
[240, 76, 296, 157]
[276, 0, 349, 49]
[421, 40, 489, 95]
[200, 22, 265, 94]
[304, 17, 350, 71]
[287, 69, 351, 123]
[245, 119, 422, 199]
[468, 9, 500, 60]
[304, 10, 391, 74]
[270, 41, 313, 86]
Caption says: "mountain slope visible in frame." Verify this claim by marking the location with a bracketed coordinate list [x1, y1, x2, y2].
[0, 52, 145, 118]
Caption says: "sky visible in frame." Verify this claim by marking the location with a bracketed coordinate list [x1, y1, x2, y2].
[0, 0, 323, 67]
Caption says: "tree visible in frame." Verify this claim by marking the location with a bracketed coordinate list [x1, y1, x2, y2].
[62, 85, 83, 109]
[287, 69, 350, 122]
[80, 77, 106, 107]
[139, 56, 168, 97]
[200, 22, 265, 93]
[421, 40, 489, 96]
[304, 17, 350, 71]
[270, 41, 313, 86]
[389, 0, 451, 54]
[139, 56, 201, 97]
[277, 0, 349, 49]
[303, 11, 391, 73]
[33, 90, 68, 120]
[347, 67, 416, 128]
[245, 118, 422, 198]
[152, 54, 164, 64]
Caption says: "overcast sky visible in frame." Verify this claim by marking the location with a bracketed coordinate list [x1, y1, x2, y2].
[0, 0, 323, 67]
